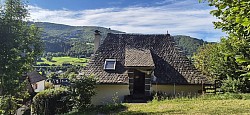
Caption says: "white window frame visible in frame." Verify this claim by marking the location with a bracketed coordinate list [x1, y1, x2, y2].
[104, 59, 116, 70]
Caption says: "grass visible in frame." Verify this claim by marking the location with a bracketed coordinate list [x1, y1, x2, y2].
[121, 99, 250, 114]
[65, 94, 250, 115]
[37, 57, 89, 66]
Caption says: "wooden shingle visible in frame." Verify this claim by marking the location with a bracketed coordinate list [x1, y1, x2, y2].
[125, 48, 154, 67]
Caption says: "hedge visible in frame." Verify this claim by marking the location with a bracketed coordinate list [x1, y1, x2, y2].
[32, 88, 72, 115]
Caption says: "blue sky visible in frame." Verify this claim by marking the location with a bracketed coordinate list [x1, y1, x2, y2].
[2, 0, 226, 42]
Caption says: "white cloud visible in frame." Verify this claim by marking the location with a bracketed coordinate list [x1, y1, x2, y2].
[0, 0, 5, 4]
[28, 0, 225, 42]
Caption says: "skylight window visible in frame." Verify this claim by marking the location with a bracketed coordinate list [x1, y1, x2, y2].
[104, 59, 116, 70]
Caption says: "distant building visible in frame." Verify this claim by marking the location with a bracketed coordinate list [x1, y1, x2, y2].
[46, 78, 71, 88]
[81, 30, 210, 105]
[27, 71, 46, 92]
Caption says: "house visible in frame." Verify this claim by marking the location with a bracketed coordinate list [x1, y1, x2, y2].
[27, 71, 46, 93]
[81, 30, 210, 104]
[46, 78, 71, 87]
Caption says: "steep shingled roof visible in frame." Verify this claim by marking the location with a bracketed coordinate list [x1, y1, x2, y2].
[125, 48, 154, 67]
[27, 71, 46, 84]
[82, 33, 210, 84]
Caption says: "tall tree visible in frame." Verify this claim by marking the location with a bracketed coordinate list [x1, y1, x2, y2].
[0, 0, 43, 95]
[195, 0, 250, 92]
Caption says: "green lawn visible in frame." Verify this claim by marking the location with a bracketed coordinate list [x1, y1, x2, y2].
[37, 57, 89, 66]
[120, 99, 250, 114]
[66, 94, 250, 115]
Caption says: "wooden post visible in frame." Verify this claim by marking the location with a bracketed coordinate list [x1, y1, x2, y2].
[201, 81, 204, 95]
[173, 83, 176, 96]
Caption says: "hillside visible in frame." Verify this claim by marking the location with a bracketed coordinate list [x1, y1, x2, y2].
[30, 22, 209, 57]
[31, 22, 123, 42]
[173, 35, 209, 57]
[30, 22, 124, 56]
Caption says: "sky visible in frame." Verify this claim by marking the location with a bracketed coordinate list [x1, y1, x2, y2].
[3, 0, 226, 42]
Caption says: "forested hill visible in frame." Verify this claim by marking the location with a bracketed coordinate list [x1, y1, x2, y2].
[30, 22, 209, 57]
[30, 22, 123, 43]
[29, 22, 124, 56]
[173, 35, 209, 58]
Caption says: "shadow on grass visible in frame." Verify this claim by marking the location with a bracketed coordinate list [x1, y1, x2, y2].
[96, 104, 127, 114]
[65, 104, 128, 115]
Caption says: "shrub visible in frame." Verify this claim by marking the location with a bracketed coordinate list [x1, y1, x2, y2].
[70, 75, 96, 112]
[221, 78, 246, 93]
[0, 96, 20, 115]
[32, 88, 72, 115]
[44, 82, 54, 89]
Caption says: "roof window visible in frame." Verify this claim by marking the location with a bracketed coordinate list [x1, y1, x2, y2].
[104, 59, 116, 70]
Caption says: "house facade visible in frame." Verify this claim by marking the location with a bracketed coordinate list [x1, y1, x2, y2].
[27, 71, 46, 93]
[81, 31, 210, 105]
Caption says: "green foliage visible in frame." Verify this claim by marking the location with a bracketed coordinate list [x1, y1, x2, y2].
[32, 88, 72, 115]
[0, 0, 43, 95]
[207, 0, 250, 39]
[44, 82, 54, 89]
[59, 66, 79, 80]
[221, 78, 246, 93]
[45, 55, 53, 62]
[173, 35, 209, 58]
[70, 75, 96, 112]
[193, 43, 223, 80]
[29, 22, 123, 57]
[0, 96, 21, 114]
[194, 0, 250, 93]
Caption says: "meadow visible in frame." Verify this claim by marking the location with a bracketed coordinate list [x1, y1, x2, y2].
[37, 57, 89, 66]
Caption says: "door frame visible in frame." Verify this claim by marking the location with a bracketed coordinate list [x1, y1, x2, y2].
[133, 70, 145, 95]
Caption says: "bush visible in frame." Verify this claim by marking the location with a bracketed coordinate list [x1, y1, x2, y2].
[44, 82, 54, 89]
[221, 78, 246, 93]
[70, 75, 96, 112]
[0, 96, 20, 114]
[32, 88, 72, 115]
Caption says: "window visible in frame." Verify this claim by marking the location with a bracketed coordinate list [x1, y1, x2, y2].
[33, 83, 38, 89]
[104, 59, 116, 70]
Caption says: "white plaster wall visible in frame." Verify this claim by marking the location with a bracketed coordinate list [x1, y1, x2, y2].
[33, 80, 45, 92]
[92, 85, 129, 105]
[92, 84, 203, 105]
[152, 84, 203, 96]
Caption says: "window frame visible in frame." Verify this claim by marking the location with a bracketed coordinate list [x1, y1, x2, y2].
[103, 59, 116, 70]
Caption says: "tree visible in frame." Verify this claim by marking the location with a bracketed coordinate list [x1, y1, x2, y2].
[70, 75, 96, 112]
[0, 0, 43, 95]
[193, 43, 222, 80]
[195, 0, 250, 92]
[206, 0, 250, 73]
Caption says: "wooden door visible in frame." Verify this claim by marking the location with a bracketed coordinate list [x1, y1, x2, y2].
[133, 70, 145, 95]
